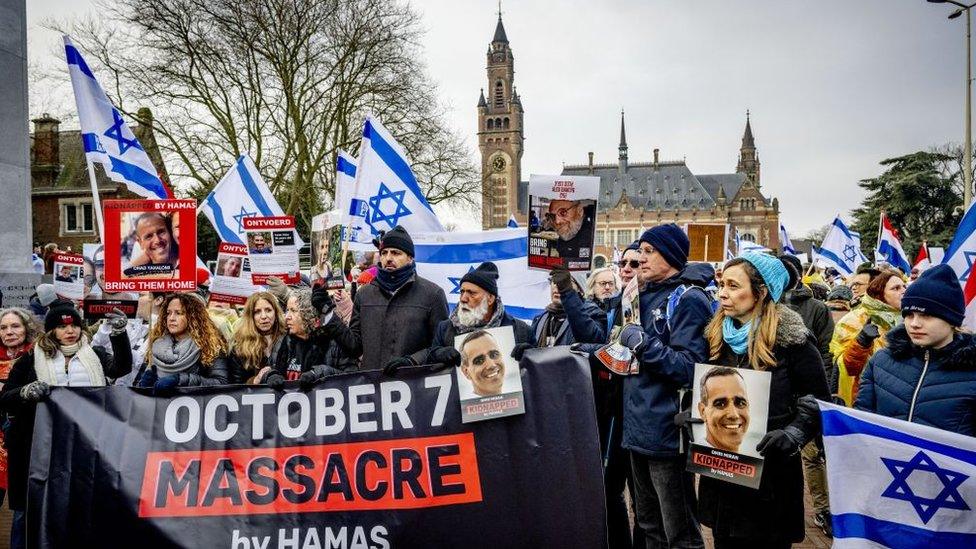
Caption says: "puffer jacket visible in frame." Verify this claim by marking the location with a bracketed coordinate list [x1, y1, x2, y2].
[855, 325, 976, 436]
[829, 295, 900, 405]
[698, 305, 830, 543]
[622, 264, 714, 457]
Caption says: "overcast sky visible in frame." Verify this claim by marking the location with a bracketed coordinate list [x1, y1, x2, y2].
[27, 0, 969, 235]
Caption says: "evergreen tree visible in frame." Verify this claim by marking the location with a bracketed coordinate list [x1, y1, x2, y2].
[852, 151, 962, 259]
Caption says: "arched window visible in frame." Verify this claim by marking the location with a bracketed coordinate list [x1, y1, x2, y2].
[495, 117, 502, 128]
[741, 233, 756, 242]
[494, 81, 504, 108]
[487, 119, 494, 130]
[503, 117, 510, 129]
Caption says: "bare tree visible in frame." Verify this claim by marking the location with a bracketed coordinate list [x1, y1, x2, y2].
[55, 0, 479, 230]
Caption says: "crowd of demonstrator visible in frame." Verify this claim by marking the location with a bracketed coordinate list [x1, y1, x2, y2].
[2, 224, 974, 549]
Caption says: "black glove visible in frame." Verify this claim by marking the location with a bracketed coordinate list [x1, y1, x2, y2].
[511, 342, 533, 362]
[855, 321, 880, 348]
[105, 307, 129, 335]
[673, 410, 704, 442]
[830, 394, 846, 406]
[383, 356, 416, 376]
[20, 381, 50, 402]
[311, 285, 335, 314]
[298, 370, 320, 391]
[550, 265, 574, 293]
[153, 374, 181, 396]
[265, 372, 285, 390]
[756, 427, 804, 457]
[427, 346, 462, 371]
[138, 368, 159, 388]
[619, 324, 647, 355]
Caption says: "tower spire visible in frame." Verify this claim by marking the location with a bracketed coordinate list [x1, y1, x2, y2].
[741, 109, 755, 149]
[493, 4, 509, 44]
[619, 108, 627, 149]
[618, 109, 628, 174]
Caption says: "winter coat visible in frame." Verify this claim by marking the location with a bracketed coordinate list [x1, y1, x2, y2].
[427, 305, 534, 358]
[698, 305, 830, 543]
[829, 296, 900, 405]
[0, 333, 132, 511]
[226, 335, 286, 385]
[131, 341, 230, 388]
[272, 331, 349, 381]
[530, 294, 607, 347]
[622, 264, 714, 457]
[855, 325, 976, 436]
[327, 274, 449, 371]
[785, 284, 835, 382]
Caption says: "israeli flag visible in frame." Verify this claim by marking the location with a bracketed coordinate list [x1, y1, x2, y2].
[735, 228, 771, 256]
[64, 36, 170, 200]
[941, 201, 976, 329]
[779, 223, 796, 255]
[413, 229, 549, 322]
[507, 214, 519, 228]
[819, 401, 976, 548]
[815, 216, 868, 276]
[335, 150, 357, 225]
[877, 213, 911, 273]
[346, 117, 444, 245]
[199, 155, 303, 246]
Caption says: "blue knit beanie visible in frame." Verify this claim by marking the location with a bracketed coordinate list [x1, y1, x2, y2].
[624, 240, 640, 253]
[740, 252, 790, 303]
[639, 224, 689, 270]
[901, 264, 965, 327]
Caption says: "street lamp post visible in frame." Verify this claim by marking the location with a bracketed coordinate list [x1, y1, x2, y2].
[929, 0, 976, 209]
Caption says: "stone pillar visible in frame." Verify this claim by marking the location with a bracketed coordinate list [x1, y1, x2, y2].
[0, 0, 41, 306]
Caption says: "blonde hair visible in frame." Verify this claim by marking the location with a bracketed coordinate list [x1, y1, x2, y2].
[0, 308, 41, 349]
[231, 292, 286, 373]
[705, 258, 779, 370]
[146, 293, 227, 366]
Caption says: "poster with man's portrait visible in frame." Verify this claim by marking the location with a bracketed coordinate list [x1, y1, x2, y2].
[244, 216, 300, 285]
[687, 363, 771, 489]
[527, 174, 600, 272]
[453, 326, 525, 424]
[52, 253, 84, 301]
[209, 243, 260, 305]
[102, 199, 197, 292]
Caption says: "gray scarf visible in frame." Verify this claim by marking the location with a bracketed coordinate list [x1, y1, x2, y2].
[449, 300, 506, 335]
[152, 335, 201, 376]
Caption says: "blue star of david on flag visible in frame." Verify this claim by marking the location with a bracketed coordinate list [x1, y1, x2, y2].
[881, 451, 971, 524]
[959, 251, 976, 282]
[103, 109, 143, 155]
[232, 206, 259, 235]
[843, 244, 858, 264]
[367, 182, 412, 231]
[448, 266, 477, 295]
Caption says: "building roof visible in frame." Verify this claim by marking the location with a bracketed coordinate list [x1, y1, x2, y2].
[561, 159, 751, 211]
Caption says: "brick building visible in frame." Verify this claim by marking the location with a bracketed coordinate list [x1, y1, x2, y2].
[30, 108, 170, 251]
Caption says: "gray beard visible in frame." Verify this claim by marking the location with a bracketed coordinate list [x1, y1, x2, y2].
[457, 299, 490, 327]
[557, 214, 584, 241]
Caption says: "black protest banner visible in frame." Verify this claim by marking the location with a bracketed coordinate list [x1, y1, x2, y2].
[28, 349, 606, 549]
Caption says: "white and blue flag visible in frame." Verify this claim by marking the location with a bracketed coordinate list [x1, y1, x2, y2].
[779, 223, 796, 255]
[346, 117, 444, 245]
[819, 401, 976, 548]
[815, 216, 868, 276]
[735, 228, 770, 256]
[507, 214, 519, 228]
[199, 155, 303, 246]
[413, 229, 549, 322]
[64, 36, 170, 200]
[335, 150, 357, 226]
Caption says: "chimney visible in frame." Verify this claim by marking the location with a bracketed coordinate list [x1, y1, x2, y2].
[588, 151, 594, 174]
[31, 113, 60, 167]
[653, 148, 660, 167]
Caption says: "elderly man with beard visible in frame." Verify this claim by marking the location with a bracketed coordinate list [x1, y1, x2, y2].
[316, 226, 448, 374]
[422, 262, 532, 370]
[547, 199, 595, 260]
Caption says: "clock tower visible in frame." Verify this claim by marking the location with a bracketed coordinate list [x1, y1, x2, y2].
[478, 12, 524, 229]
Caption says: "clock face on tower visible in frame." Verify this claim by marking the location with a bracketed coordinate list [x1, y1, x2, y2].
[492, 156, 506, 172]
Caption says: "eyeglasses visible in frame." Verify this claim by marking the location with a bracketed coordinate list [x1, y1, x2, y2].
[617, 260, 640, 269]
[596, 280, 616, 287]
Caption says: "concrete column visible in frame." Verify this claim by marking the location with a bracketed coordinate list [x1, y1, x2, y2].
[0, 0, 41, 306]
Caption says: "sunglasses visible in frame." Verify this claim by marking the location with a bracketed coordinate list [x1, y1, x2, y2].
[617, 260, 640, 269]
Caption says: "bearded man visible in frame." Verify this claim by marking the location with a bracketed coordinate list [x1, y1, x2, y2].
[421, 261, 533, 369]
[547, 199, 596, 260]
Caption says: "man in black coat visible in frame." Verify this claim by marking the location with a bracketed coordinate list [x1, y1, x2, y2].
[318, 226, 448, 374]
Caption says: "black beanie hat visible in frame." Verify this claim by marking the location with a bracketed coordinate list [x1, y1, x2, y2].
[45, 302, 83, 332]
[638, 223, 689, 270]
[901, 264, 966, 327]
[624, 240, 640, 253]
[460, 262, 499, 297]
[374, 225, 415, 257]
[779, 254, 802, 291]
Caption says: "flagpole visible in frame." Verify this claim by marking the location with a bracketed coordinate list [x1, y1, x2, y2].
[85, 159, 106, 243]
[877, 210, 884, 260]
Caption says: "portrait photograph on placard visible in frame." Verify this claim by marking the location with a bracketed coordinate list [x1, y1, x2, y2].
[453, 325, 525, 423]
[687, 363, 771, 489]
[243, 216, 300, 285]
[52, 253, 85, 301]
[310, 212, 348, 289]
[209, 243, 261, 306]
[527, 174, 600, 272]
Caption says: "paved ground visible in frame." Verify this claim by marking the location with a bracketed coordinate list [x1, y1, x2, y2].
[701, 486, 833, 548]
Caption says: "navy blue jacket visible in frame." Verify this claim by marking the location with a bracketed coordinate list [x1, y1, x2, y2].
[531, 291, 607, 347]
[855, 325, 976, 436]
[623, 265, 714, 457]
[428, 308, 534, 352]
